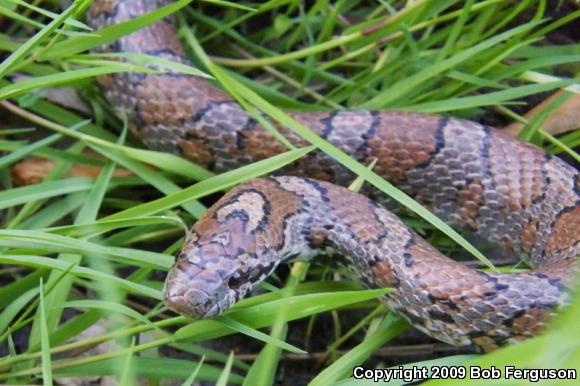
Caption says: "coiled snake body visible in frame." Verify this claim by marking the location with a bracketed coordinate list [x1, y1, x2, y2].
[89, 0, 579, 351]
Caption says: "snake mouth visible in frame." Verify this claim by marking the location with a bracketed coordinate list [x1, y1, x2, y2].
[164, 287, 222, 319]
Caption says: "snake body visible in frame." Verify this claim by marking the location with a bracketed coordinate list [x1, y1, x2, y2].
[89, 0, 579, 351]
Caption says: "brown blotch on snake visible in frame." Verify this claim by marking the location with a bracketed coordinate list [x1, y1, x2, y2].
[88, 0, 579, 352]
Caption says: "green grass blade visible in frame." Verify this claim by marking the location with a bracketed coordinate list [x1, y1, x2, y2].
[39, 0, 193, 60]
[360, 20, 542, 108]
[3, 0, 91, 30]
[0, 230, 173, 269]
[4, 104, 213, 180]
[74, 52, 212, 78]
[0, 288, 39, 335]
[175, 288, 391, 341]
[50, 357, 243, 383]
[0, 255, 161, 300]
[0, 65, 141, 100]
[308, 314, 408, 386]
[218, 316, 306, 354]
[60, 300, 154, 328]
[216, 351, 235, 386]
[88, 144, 207, 218]
[409, 79, 576, 113]
[0, 0, 85, 80]
[39, 278, 54, 386]
[0, 132, 61, 170]
[102, 146, 313, 221]
[0, 178, 95, 210]
[182, 357, 205, 386]
[46, 216, 185, 238]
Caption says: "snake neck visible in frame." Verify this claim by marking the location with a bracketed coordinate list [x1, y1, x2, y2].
[165, 176, 571, 352]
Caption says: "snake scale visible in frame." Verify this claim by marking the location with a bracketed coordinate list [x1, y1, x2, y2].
[88, 0, 579, 351]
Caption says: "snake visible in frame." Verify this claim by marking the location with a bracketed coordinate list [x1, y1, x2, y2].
[88, 0, 579, 352]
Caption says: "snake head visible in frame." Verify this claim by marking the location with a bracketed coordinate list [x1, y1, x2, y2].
[163, 198, 278, 319]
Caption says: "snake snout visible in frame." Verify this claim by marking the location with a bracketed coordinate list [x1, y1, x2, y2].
[163, 265, 228, 319]
[165, 288, 221, 319]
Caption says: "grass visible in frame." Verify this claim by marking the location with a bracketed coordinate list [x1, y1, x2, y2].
[0, 0, 579, 384]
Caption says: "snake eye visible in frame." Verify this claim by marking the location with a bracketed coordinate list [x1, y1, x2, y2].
[228, 270, 244, 289]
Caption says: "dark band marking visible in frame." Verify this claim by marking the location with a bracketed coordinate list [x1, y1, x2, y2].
[502, 309, 526, 327]
[479, 125, 495, 189]
[428, 309, 455, 324]
[319, 111, 339, 139]
[214, 188, 271, 232]
[532, 155, 552, 206]
[467, 330, 487, 339]
[355, 110, 381, 157]
[192, 100, 236, 124]
[486, 275, 510, 291]
[142, 48, 187, 61]
[403, 252, 414, 268]
[224, 209, 250, 223]
[401, 309, 427, 328]
[216, 188, 268, 213]
[427, 293, 460, 311]
[414, 115, 448, 169]
[404, 234, 417, 249]
[303, 178, 331, 203]
[235, 131, 247, 150]
[547, 277, 566, 292]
